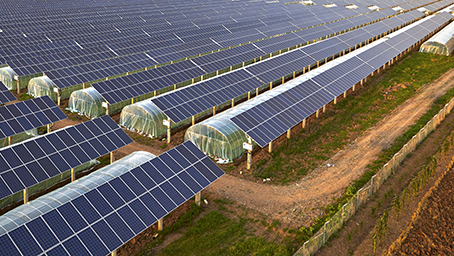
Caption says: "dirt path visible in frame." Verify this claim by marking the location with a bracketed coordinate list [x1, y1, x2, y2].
[205, 68, 454, 227]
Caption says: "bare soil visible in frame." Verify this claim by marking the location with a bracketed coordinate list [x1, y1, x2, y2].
[316, 104, 454, 256]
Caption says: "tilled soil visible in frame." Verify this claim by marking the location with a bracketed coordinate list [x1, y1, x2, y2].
[396, 164, 454, 255]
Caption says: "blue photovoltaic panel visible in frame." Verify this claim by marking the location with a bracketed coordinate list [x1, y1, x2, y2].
[0, 141, 224, 256]
[0, 81, 16, 105]
[0, 115, 133, 200]
[231, 13, 451, 148]
[151, 69, 263, 123]
[0, 96, 67, 140]
[92, 59, 206, 104]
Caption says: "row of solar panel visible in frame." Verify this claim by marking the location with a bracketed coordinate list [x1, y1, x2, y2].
[0, 115, 133, 201]
[6, 5, 380, 77]
[0, 141, 224, 256]
[149, 9, 426, 124]
[77, 8, 414, 104]
[231, 12, 453, 148]
[0, 96, 66, 139]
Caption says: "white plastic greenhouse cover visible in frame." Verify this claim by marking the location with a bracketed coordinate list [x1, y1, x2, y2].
[0, 151, 156, 236]
[27, 76, 58, 101]
[185, 14, 439, 161]
[67, 87, 105, 118]
[0, 67, 17, 90]
[120, 99, 168, 138]
[419, 19, 454, 55]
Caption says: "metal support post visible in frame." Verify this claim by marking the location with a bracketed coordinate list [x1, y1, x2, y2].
[287, 129, 291, 139]
[158, 219, 163, 231]
[47, 124, 52, 133]
[111, 250, 117, 256]
[247, 137, 252, 170]
[343, 91, 347, 98]
[316, 109, 319, 118]
[302, 119, 306, 128]
[323, 105, 326, 113]
[167, 120, 171, 144]
[231, 98, 234, 107]
[110, 151, 115, 164]
[71, 168, 75, 182]
[8, 136, 11, 146]
[270, 82, 272, 90]
[195, 192, 201, 206]
[256, 88, 259, 96]
[17, 78, 20, 95]
[212, 106, 216, 116]
[192, 116, 195, 126]
[23, 188, 28, 204]
[248, 91, 251, 100]
[268, 142, 272, 153]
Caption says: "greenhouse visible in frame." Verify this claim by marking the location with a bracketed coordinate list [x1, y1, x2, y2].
[419, 21, 454, 55]
[0, 151, 155, 228]
[67, 87, 106, 118]
[28, 75, 84, 101]
[120, 99, 168, 138]
[0, 66, 18, 90]
[185, 39, 384, 162]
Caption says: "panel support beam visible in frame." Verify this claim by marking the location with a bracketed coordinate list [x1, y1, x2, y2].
[247, 136, 252, 170]
[110, 151, 115, 164]
[158, 219, 163, 231]
[23, 188, 28, 204]
[167, 119, 171, 144]
[71, 168, 76, 182]
[195, 191, 201, 206]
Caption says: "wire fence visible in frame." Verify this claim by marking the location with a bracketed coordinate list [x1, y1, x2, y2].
[294, 97, 454, 256]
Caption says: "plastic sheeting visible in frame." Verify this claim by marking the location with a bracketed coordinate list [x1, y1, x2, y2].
[0, 129, 37, 148]
[120, 99, 168, 138]
[67, 87, 106, 118]
[28, 76, 83, 101]
[0, 151, 156, 233]
[0, 67, 17, 90]
[420, 21, 454, 55]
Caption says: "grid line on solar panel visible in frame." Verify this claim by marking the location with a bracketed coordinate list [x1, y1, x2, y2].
[150, 68, 263, 124]
[0, 96, 67, 139]
[0, 141, 224, 256]
[0, 115, 133, 200]
[230, 12, 451, 148]
[0, 82, 16, 105]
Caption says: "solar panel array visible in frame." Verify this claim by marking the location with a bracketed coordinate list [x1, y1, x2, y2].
[150, 9, 426, 124]
[0, 81, 16, 105]
[151, 69, 264, 123]
[93, 8, 426, 106]
[0, 115, 133, 200]
[0, 141, 225, 256]
[231, 12, 453, 148]
[0, 96, 66, 139]
[4, 0, 439, 94]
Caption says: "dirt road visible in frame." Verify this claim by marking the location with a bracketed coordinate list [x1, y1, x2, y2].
[205, 68, 454, 226]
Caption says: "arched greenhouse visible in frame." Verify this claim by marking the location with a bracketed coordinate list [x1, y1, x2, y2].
[0, 67, 18, 90]
[185, 57, 343, 162]
[420, 21, 454, 55]
[67, 87, 106, 118]
[28, 76, 84, 101]
[0, 151, 155, 226]
[120, 100, 168, 138]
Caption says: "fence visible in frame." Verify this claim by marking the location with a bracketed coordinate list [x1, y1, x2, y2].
[294, 97, 454, 256]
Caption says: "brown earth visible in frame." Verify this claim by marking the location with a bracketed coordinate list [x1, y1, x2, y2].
[395, 161, 454, 255]
[316, 103, 454, 256]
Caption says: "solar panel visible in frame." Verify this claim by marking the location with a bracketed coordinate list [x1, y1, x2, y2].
[0, 141, 224, 256]
[0, 81, 16, 105]
[0, 96, 67, 140]
[151, 69, 263, 124]
[230, 12, 452, 148]
[0, 115, 133, 200]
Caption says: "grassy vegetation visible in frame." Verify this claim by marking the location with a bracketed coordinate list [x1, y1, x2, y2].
[158, 211, 292, 256]
[138, 204, 204, 256]
[250, 52, 454, 184]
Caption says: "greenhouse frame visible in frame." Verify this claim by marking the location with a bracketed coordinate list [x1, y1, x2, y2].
[0, 151, 155, 228]
[419, 20, 454, 55]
